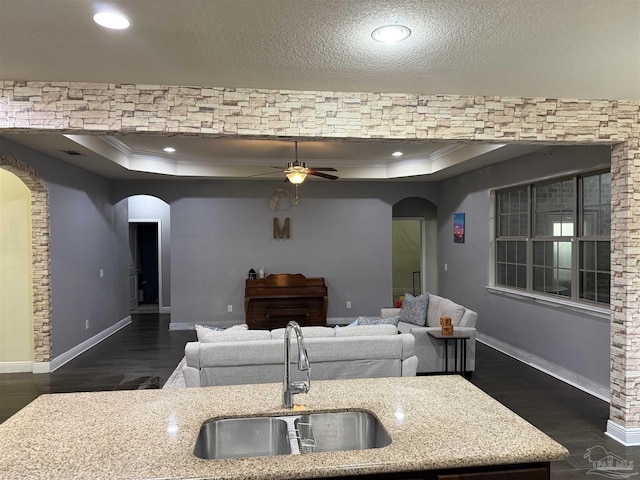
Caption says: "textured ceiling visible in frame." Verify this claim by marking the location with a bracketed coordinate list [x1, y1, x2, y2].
[0, 0, 636, 180]
[1, 0, 638, 100]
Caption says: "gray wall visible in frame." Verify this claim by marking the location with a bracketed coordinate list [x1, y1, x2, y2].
[127, 195, 171, 308]
[111, 180, 440, 326]
[0, 138, 130, 358]
[437, 145, 611, 390]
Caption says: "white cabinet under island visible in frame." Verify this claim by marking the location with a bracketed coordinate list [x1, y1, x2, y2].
[0, 376, 568, 479]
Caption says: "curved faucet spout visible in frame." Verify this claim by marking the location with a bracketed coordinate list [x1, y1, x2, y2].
[283, 321, 311, 408]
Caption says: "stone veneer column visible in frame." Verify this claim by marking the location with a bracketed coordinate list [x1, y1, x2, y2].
[1, 81, 639, 441]
[0, 155, 51, 365]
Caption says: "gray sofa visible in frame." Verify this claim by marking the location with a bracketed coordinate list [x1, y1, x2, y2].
[381, 293, 478, 374]
[183, 325, 418, 388]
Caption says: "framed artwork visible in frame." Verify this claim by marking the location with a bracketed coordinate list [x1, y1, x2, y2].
[453, 213, 465, 243]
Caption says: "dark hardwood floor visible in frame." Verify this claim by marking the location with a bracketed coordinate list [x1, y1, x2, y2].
[0, 314, 195, 424]
[1, 316, 639, 479]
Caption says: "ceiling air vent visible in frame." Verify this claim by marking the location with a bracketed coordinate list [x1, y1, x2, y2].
[60, 150, 84, 156]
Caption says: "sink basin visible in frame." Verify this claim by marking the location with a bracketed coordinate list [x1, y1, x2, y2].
[294, 411, 391, 453]
[194, 417, 292, 459]
[194, 410, 391, 460]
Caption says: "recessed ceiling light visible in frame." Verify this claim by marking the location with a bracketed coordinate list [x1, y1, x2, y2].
[93, 11, 130, 30]
[163, 147, 176, 153]
[392, 151, 404, 157]
[371, 25, 411, 44]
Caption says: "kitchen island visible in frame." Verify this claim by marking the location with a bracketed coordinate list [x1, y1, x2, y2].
[0, 376, 567, 479]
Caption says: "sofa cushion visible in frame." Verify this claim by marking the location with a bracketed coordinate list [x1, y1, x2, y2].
[271, 326, 335, 339]
[398, 293, 429, 326]
[335, 324, 398, 337]
[426, 295, 465, 327]
[356, 315, 400, 327]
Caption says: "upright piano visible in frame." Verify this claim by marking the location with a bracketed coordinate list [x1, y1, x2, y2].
[244, 273, 328, 330]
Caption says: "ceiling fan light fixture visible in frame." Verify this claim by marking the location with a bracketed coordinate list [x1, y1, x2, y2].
[286, 169, 307, 184]
[371, 25, 411, 43]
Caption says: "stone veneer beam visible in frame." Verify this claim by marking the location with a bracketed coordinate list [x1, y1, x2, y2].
[0, 80, 639, 441]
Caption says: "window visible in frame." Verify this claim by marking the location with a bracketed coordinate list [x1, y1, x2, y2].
[495, 171, 610, 306]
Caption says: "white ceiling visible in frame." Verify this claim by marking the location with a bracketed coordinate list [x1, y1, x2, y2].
[1, 0, 636, 181]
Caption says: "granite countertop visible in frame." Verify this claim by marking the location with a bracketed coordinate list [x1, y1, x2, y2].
[0, 376, 568, 480]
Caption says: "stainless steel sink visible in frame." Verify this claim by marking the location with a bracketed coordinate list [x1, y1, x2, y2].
[194, 410, 391, 460]
[294, 411, 391, 453]
[194, 417, 292, 459]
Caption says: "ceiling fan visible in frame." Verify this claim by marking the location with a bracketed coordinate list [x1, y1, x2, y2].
[253, 141, 339, 184]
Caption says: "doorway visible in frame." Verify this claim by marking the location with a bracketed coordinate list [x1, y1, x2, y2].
[392, 197, 438, 303]
[129, 220, 162, 313]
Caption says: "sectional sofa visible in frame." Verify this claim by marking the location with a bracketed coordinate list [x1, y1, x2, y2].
[183, 324, 418, 388]
[380, 293, 478, 374]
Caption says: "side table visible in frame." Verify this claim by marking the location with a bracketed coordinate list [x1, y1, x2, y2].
[427, 331, 471, 375]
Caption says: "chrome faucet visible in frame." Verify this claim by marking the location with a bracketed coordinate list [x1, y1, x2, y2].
[283, 321, 311, 408]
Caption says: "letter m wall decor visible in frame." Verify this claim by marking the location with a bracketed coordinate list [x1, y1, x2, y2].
[273, 217, 290, 240]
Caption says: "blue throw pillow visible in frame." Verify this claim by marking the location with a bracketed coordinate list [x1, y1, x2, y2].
[398, 293, 429, 326]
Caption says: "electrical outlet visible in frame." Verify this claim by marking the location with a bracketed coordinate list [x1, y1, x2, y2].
[99, 269, 104, 278]
[346, 301, 352, 309]
[85, 320, 89, 330]
[444, 263, 448, 271]
[227, 304, 233, 313]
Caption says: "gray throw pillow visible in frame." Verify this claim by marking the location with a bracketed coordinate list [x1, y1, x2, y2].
[398, 293, 429, 326]
[356, 315, 400, 326]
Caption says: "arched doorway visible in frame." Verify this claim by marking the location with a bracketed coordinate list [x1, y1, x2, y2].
[0, 156, 51, 371]
[392, 197, 438, 302]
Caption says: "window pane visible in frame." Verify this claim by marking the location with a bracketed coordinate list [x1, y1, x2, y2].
[581, 241, 595, 270]
[535, 211, 551, 236]
[601, 172, 611, 204]
[533, 242, 545, 265]
[582, 175, 600, 206]
[506, 264, 516, 287]
[533, 266, 545, 292]
[516, 241, 526, 264]
[516, 265, 526, 289]
[506, 242, 516, 263]
[497, 241, 507, 262]
[557, 241, 572, 269]
[509, 214, 520, 237]
[499, 192, 510, 213]
[599, 206, 611, 235]
[597, 242, 610, 272]
[499, 214, 509, 236]
[597, 273, 610, 303]
[581, 271, 596, 301]
[497, 263, 507, 285]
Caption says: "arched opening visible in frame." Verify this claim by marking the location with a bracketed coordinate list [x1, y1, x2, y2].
[117, 195, 171, 315]
[0, 156, 51, 371]
[392, 197, 438, 302]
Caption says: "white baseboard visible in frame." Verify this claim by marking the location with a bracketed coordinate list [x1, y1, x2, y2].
[477, 333, 610, 402]
[33, 362, 50, 374]
[0, 361, 33, 373]
[160, 306, 171, 314]
[49, 316, 132, 372]
[606, 420, 640, 446]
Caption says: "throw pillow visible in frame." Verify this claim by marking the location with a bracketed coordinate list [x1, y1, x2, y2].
[398, 293, 429, 326]
[195, 323, 250, 342]
[356, 315, 400, 327]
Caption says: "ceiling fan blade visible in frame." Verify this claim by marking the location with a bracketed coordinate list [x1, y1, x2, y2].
[248, 171, 283, 178]
[308, 167, 337, 172]
[309, 171, 339, 180]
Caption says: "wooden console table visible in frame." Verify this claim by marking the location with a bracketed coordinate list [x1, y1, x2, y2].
[244, 273, 328, 329]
